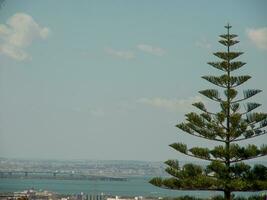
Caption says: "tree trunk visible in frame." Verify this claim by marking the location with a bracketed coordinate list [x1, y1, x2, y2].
[224, 190, 231, 200]
[225, 23, 232, 200]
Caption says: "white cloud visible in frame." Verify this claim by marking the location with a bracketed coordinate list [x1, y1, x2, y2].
[137, 96, 203, 112]
[195, 38, 211, 49]
[0, 13, 50, 61]
[246, 27, 267, 50]
[71, 106, 105, 117]
[137, 44, 166, 56]
[89, 108, 105, 117]
[105, 47, 135, 59]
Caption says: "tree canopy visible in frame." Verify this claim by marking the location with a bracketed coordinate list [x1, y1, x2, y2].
[150, 24, 267, 200]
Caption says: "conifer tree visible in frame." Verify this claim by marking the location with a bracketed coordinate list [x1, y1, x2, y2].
[150, 24, 267, 200]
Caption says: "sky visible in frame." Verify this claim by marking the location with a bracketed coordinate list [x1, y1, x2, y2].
[0, 0, 267, 161]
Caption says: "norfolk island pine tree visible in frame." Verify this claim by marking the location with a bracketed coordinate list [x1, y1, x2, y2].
[149, 24, 267, 200]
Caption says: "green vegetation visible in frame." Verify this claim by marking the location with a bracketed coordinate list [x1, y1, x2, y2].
[163, 195, 265, 200]
[150, 24, 267, 200]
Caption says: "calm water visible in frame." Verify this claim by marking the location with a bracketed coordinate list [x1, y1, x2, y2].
[0, 177, 264, 198]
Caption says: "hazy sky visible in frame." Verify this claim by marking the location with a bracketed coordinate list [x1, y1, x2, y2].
[0, 0, 267, 161]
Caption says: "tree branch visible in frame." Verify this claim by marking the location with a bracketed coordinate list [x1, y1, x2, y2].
[159, 186, 224, 191]
[185, 129, 225, 143]
[247, 118, 267, 127]
[231, 97, 250, 104]
[231, 130, 267, 142]
[178, 151, 224, 163]
[230, 154, 267, 163]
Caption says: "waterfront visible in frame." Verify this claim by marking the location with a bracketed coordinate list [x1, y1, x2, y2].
[1, 159, 266, 198]
[0, 177, 264, 198]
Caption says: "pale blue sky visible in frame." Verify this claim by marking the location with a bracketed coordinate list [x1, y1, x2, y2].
[0, 0, 267, 161]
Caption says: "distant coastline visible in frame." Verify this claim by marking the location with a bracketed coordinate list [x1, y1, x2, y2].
[1, 157, 266, 178]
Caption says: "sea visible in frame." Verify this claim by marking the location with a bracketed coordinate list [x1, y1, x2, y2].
[0, 177, 265, 198]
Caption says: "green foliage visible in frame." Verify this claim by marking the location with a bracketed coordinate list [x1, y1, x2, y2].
[199, 89, 220, 101]
[189, 147, 210, 159]
[163, 196, 265, 200]
[150, 24, 267, 200]
[245, 103, 261, 113]
[219, 39, 239, 46]
[224, 88, 238, 100]
[230, 162, 251, 178]
[214, 52, 243, 60]
[165, 196, 203, 200]
[243, 89, 262, 99]
[192, 102, 207, 112]
[182, 164, 203, 177]
[208, 61, 246, 72]
[210, 145, 225, 159]
[250, 164, 267, 181]
[246, 113, 267, 124]
[170, 143, 188, 154]
[219, 33, 238, 40]
[201, 75, 251, 88]
[165, 159, 180, 169]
